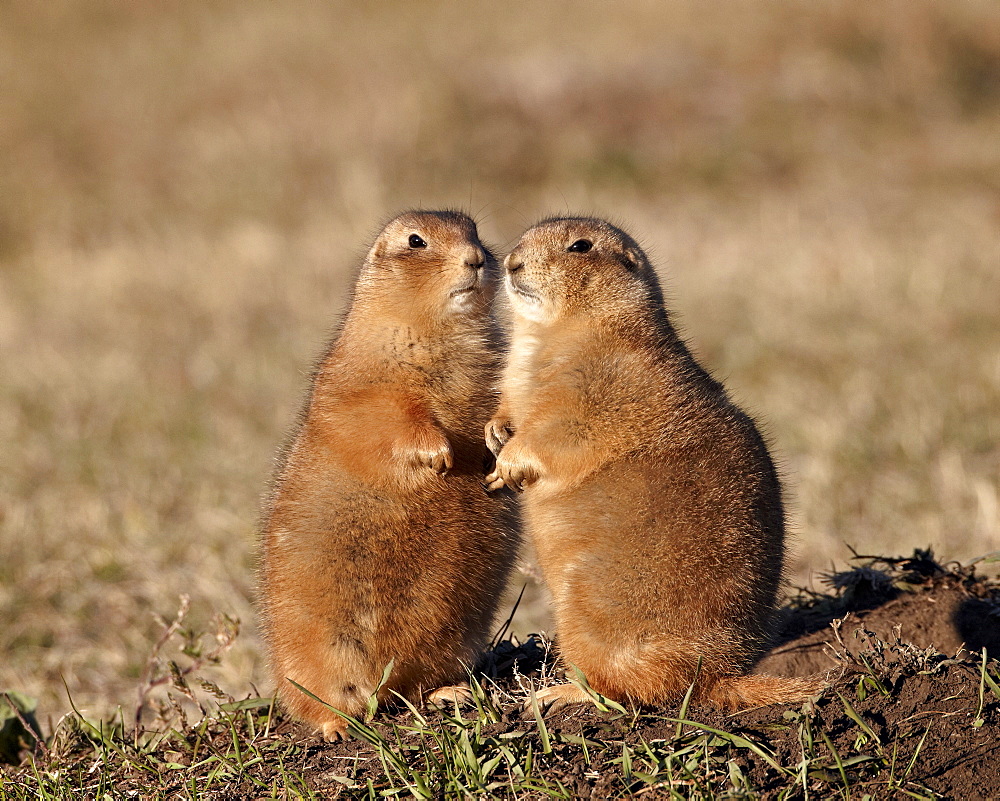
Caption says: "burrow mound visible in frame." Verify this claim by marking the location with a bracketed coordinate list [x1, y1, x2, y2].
[759, 548, 1000, 678]
[9, 551, 1000, 798]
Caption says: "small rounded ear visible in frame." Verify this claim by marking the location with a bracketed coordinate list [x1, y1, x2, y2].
[620, 246, 643, 271]
[371, 239, 387, 260]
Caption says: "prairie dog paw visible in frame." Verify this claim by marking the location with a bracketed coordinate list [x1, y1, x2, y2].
[320, 718, 348, 741]
[398, 428, 454, 475]
[484, 440, 541, 492]
[524, 683, 595, 717]
[416, 441, 453, 475]
[485, 417, 513, 456]
[426, 682, 473, 709]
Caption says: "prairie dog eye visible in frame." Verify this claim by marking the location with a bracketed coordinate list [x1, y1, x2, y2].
[408, 234, 427, 248]
[567, 239, 592, 253]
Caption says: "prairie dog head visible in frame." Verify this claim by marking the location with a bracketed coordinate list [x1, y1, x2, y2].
[359, 210, 496, 321]
[503, 217, 661, 326]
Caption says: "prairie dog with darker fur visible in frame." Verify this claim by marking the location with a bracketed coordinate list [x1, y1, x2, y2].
[486, 217, 821, 711]
[261, 211, 517, 739]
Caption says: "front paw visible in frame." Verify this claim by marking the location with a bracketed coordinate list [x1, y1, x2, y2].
[485, 417, 513, 456]
[484, 440, 541, 492]
[398, 429, 453, 475]
[418, 443, 453, 475]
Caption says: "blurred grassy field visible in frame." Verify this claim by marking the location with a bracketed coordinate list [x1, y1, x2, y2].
[2, 0, 998, 724]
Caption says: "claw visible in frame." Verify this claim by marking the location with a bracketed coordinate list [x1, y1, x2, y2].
[416, 442, 453, 476]
[426, 683, 474, 709]
[523, 684, 595, 717]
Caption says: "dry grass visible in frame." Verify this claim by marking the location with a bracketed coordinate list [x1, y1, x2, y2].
[1, 0, 998, 726]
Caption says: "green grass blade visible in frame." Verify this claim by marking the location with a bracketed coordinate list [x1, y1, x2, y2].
[820, 729, 851, 798]
[565, 667, 628, 715]
[835, 691, 880, 747]
[666, 717, 793, 777]
[903, 723, 933, 780]
[367, 658, 395, 721]
[675, 658, 701, 739]
[528, 690, 552, 755]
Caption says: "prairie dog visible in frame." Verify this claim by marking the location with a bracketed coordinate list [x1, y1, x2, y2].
[486, 217, 821, 711]
[261, 211, 517, 739]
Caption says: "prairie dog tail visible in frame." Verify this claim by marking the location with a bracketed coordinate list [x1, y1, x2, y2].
[706, 674, 826, 712]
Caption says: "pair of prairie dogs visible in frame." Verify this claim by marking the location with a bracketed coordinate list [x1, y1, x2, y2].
[260, 210, 821, 740]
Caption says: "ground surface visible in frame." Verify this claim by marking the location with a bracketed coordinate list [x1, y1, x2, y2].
[3, 551, 998, 798]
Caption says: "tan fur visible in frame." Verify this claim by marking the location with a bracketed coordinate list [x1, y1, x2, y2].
[260, 211, 517, 738]
[486, 217, 824, 711]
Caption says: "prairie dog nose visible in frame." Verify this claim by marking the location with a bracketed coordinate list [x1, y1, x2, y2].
[504, 253, 523, 274]
[463, 245, 486, 269]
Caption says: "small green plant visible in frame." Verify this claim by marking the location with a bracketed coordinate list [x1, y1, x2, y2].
[972, 648, 1000, 729]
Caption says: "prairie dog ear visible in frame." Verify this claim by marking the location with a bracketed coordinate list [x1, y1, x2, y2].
[620, 246, 643, 271]
[371, 238, 387, 260]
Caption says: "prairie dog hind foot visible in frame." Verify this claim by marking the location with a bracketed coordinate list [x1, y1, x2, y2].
[320, 717, 348, 742]
[425, 682, 474, 709]
[522, 683, 596, 717]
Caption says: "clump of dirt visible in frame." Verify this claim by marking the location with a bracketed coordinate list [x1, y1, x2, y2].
[758, 548, 1000, 679]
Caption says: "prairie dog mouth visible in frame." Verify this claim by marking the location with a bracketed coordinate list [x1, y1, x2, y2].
[506, 274, 540, 303]
[448, 283, 482, 311]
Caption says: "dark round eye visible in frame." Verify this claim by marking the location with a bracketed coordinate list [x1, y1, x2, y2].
[408, 234, 427, 248]
[567, 239, 592, 253]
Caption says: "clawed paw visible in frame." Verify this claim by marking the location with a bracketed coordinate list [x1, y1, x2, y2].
[485, 417, 513, 456]
[320, 718, 348, 741]
[521, 683, 595, 718]
[484, 442, 540, 492]
[426, 683, 474, 709]
[416, 443, 454, 475]
[397, 428, 454, 476]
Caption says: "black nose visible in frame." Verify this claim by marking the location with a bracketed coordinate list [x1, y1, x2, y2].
[506, 257, 523, 274]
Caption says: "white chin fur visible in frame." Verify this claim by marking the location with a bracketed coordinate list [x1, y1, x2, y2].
[448, 290, 477, 313]
[505, 279, 548, 323]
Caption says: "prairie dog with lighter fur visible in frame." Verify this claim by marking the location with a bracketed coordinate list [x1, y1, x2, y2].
[486, 217, 821, 711]
[261, 211, 517, 739]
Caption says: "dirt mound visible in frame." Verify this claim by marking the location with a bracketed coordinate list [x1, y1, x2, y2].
[510, 551, 1000, 798]
[759, 550, 1000, 680]
[4, 551, 998, 798]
